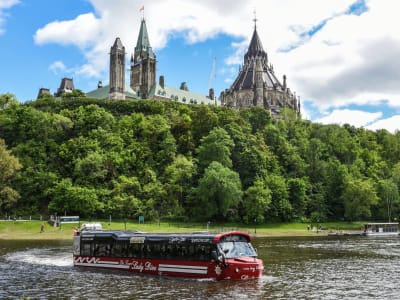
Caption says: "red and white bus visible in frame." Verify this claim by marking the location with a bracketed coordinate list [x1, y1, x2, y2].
[73, 230, 264, 280]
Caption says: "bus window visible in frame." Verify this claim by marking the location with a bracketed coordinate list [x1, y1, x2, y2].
[81, 241, 94, 256]
[94, 240, 111, 257]
[112, 241, 128, 257]
[218, 241, 257, 258]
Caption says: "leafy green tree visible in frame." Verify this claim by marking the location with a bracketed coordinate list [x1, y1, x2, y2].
[190, 106, 218, 146]
[307, 182, 328, 222]
[48, 178, 102, 216]
[73, 152, 108, 186]
[0, 93, 19, 109]
[239, 106, 272, 133]
[108, 176, 143, 218]
[62, 89, 86, 99]
[61, 104, 115, 136]
[342, 178, 379, 221]
[375, 179, 399, 222]
[226, 122, 278, 189]
[141, 169, 168, 219]
[192, 162, 242, 221]
[264, 174, 292, 221]
[170, 108, 194, 155]
[164, 155, 196, 209]
[324, 159, 348, 219]
[0, 139, 21, 214]
[196, 127, 234, 171]
[15, 168, 59, 213]
[135, 114, 177, 170]
[287, 177, 309, 220]
[243, 178, 271, 223]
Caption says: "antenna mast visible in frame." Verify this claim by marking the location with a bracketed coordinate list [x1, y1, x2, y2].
[208, 57, 216, 90]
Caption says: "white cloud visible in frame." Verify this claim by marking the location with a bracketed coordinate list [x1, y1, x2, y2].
[314, 109, 382, 128]
[0, 0, 19, 35]
[34, 13, 101, 48]
[33, 0, 400, 133]
[49, 61, 67, 74]
[366, 115, 400, 133]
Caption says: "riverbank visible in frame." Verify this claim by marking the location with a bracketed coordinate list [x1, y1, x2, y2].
[0, 220, 365, 240]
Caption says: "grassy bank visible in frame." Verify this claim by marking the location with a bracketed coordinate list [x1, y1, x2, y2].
[0, 220, 365, 240]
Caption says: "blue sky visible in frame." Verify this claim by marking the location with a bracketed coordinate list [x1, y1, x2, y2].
[1, 0, 400, 133]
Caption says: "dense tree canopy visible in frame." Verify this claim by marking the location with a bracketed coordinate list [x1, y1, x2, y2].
[1, 95, 400, 223]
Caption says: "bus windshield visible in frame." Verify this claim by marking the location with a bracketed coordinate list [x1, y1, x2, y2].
[218, 241, 257, 258]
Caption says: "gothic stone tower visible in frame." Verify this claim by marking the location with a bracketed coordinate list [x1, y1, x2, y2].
[109, 37, 126, 100]
[130, 18, 156, 99]
[220, 21, 300, 118]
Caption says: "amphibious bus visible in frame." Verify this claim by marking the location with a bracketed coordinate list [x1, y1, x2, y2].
[73, 230, 264, 280]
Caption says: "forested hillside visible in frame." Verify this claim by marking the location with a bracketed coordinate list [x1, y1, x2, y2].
[1, 93, 400, 223]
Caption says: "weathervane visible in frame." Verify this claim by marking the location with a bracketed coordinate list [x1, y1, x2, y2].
[253, 9, 258, 29]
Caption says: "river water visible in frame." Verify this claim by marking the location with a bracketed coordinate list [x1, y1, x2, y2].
[1, 235, 399, 299]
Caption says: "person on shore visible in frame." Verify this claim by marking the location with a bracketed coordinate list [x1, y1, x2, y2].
[40, 223, 45, 233]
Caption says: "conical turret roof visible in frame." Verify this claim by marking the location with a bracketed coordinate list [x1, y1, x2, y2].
[245, 27, 267, 62]
[113, 37, 124, 50]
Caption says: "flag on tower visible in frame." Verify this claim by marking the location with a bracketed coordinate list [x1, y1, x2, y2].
[139, 5, 144, 12]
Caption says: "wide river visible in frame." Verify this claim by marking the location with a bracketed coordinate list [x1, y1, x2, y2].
[1, 235, 399, 299]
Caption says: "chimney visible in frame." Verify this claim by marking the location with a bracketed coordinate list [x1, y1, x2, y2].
[159, 75, 165, 89]
[283, 75, 287, 90]
[209, 88, 214, 100]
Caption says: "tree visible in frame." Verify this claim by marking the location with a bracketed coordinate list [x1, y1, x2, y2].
[243, 178, 271, 223]
[264, 174, 292, 221]
[191, 162, 242, 221]
[342, 178, 379, 221]
[0, 139, 21, 214]
[62, 104, 115, 136]
[190, 106, 218, 146]
[62, 89, 86, 99]
[164, 155, 196, 209]
[375, 179, 399, 222]
[239, 106, 272, 133]
[108, 176, 143, 218]
[196, 127, 234, 172]
[73, 151, 108, 186]
[287, 177, 309, 220]
[0, 93, 19, 109]
[48, 178, 102, 216]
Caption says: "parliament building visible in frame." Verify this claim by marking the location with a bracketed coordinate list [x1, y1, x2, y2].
[86, 17, 301, 117]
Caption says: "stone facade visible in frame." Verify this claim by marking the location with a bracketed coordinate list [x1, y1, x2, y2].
[220, 24, 300, 118]
[109, 37, 126, 100]
[130, 18, 156, 99]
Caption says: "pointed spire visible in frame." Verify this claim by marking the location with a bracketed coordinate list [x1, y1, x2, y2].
[244, 17, 267, 64]
[247, 27, 265, 57]
[134, 18, 155, 62]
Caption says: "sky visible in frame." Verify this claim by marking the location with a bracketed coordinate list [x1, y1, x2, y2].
[1, 0, 400, 133]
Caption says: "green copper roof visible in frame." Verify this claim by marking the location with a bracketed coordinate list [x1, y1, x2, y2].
[86, 84, 138, 99]
[134, 19, 155, 60]
[149, 83, 220, 106]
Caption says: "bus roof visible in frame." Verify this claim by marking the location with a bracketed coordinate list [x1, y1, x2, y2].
[79, 230, 252, 243]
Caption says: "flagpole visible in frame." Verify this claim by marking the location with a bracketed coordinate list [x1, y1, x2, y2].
[140, 5, 145, 19]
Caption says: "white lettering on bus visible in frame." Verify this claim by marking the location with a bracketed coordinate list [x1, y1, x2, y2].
[129, 261, 157, 272]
